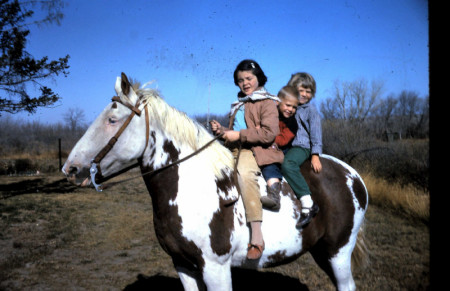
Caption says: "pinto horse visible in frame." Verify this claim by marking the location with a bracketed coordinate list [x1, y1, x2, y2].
[63, 73, 368, 291]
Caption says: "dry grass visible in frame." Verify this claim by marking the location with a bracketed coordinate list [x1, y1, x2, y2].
[0, 173, 430, 290]
[361, 172, 429, 222]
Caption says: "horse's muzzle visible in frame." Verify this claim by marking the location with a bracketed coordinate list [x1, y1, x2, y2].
[62, 163, 91, 187]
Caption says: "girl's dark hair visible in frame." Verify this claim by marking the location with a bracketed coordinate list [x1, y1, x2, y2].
[233, 59, 268, 87]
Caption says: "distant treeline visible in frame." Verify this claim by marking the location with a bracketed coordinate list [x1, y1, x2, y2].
[0, 82, 428, 191]
[196, 86, 429, 191]
[0, 116, 85, 157]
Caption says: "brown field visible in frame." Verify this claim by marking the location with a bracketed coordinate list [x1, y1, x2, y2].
[0, 172, 429, 290]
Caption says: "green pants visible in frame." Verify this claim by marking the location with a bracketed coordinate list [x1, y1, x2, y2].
[281, 146, 311, 199]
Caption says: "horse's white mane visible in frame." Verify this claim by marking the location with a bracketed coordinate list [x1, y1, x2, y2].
[122, 81, 235, 178]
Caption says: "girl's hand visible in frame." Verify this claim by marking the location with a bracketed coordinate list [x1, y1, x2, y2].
[223, 130, 240, 142]
[311, 155, 322, 173]
[210, 120, 222, 135]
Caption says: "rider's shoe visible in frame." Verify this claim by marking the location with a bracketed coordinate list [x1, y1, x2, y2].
[260, 182, 281, 211]
[296, 203, 319, 229]
[247, 241, 265, 260]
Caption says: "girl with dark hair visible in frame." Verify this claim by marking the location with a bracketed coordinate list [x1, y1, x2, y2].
[210, 59, 282, 260]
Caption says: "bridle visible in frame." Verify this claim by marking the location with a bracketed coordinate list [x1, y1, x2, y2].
[88, 95, 224, 192]
[89, 95, 149, 191]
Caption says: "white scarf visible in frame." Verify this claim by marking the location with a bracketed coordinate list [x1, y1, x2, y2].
[230, 87, 280, 115]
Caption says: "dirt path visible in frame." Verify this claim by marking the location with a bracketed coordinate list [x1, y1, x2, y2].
[0, 175, 429, 290]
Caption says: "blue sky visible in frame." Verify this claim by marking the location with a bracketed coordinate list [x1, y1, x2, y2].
[13, 0, 428, 124]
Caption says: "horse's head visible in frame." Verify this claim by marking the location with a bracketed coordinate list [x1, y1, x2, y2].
[62, 73, 148, 189]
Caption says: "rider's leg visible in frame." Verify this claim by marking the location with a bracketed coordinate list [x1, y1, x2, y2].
[260, 163, 282, 210]
[233, 149, 264, 259]
[282, 147, 319, 227]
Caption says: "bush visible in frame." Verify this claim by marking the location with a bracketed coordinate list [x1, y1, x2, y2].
[364, 139, 429, 191]
[0, 160, 14, 175]
[322, 120, 429, 191]
[14, 159, 35, 172]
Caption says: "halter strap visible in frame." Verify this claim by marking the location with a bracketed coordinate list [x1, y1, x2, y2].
[90, 96, 149, 191]
[111, 96, 142, 115]
[92, 97, 141, 164]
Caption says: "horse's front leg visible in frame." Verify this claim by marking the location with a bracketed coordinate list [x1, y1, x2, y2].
[176, 266, 205, 291]
[202, 260, 232, 291]
[176, 260, 232, 291]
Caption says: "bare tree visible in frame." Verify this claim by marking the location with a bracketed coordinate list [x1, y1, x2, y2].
[63, 107, 85, 132]
[321, 78, 384, 122]
[352, 78, 383, 121]
[319, 78, 387, 165]
[395, 91, 428, 138]
[370, 94, 399, 137]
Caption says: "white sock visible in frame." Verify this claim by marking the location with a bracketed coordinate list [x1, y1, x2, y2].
[300, 195, 313, 213]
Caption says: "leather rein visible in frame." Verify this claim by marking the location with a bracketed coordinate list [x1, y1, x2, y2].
[89, 96, 224, 192]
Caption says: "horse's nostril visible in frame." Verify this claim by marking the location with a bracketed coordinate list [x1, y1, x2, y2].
[69, 166, 79, 175]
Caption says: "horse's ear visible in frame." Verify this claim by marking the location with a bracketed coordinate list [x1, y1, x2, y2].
[114, 72, 138, 104]
[121, 72, 130, 96]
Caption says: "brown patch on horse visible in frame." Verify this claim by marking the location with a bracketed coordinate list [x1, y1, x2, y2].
[299, 158, 355, 257]
[264, 250, 303, 268]
[216, 169, 237, 201]
[280, 182, 303, 233]
[140, 139, 205, 271]
[353, 178, 368, 210]
[145, 131, 157, 164]
[209, 201, 234, 256]
[209, 170, 236, 256]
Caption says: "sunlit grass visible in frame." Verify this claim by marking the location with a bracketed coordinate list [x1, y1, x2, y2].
[361, 172, 429, 222]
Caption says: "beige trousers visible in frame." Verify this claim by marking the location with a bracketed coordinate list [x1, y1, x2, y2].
[233, 148, 262, 222]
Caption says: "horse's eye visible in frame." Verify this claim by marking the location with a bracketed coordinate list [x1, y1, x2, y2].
[108, 117, 117, 124]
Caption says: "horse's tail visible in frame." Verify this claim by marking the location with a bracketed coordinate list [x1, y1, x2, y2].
[351, 220, 370, 271]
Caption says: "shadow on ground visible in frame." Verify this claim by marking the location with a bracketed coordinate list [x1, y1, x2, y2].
[0, 177, 78, 198]
[124, 268, 308, 291]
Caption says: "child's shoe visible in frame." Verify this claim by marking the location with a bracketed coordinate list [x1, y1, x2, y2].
[260, 182, 281, 211]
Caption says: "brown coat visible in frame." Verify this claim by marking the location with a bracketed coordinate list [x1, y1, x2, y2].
[225, 99, 284, 167]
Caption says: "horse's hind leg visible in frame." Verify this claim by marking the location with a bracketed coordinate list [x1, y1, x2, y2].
[329, 250, 355, 291]
[310, 246, 356, 291]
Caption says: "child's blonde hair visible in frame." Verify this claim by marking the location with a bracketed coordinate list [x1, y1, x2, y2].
[287, 72, 316, 97]
[278, 85, 299, 101]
